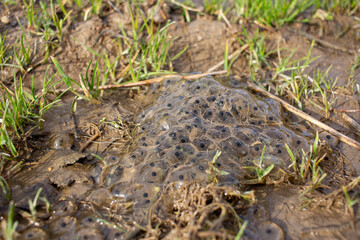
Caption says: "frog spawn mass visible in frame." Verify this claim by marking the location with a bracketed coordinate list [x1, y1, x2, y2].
[105, 77, 311, 209]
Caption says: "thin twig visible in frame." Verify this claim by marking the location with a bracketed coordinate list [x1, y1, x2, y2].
[279, 73, 313, 84]
[219, 9, 232, 29]
[207, 44, 249, 72]
[170, 0, 203, 12]
[327, 176, 360, 209]
[352, 23, 360, 29]
[55, 70, 227, 93]
[287, 27, 355, 55]
[71, 112, 79, 139]
[79, 74, 101, 104]
[248, 82, 360, 151]
[333, 108, 360, 113]
[115, 49, 140, 80]
[55, 0, 70, 13]
[254, 20, 275, 32]
[0, 81, 14, 96]
[107, 0, 125, 17]
[79, 131, 102, 152]
[303, 153, 312, 180]
[342, 112, 360, 136]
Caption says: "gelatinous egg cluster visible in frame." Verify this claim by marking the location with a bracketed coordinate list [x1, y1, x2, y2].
[104, 77, 310, 209]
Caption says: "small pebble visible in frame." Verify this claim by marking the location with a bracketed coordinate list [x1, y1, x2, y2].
[1, 15, 10, 24]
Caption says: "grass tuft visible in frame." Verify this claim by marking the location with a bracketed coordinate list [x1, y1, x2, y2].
[243, 145, 275, 184]
[1, 201, 18, 240]
[0, 31, 10, 71]
[0, 66, 64, 157]
[207, 151, 229, 184]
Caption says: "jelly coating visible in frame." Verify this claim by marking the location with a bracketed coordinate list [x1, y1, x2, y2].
[104, 77, 311, 208]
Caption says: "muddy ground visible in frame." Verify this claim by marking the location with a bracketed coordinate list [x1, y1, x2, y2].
[1, 1, 360, 240]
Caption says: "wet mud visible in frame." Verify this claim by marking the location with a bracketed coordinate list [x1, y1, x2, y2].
[1, 2, 360, 240]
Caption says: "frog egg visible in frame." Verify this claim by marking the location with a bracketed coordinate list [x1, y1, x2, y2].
[233, 129, 251, 143]
[188, 77, 221, 94]
[190, 117, 206, 129]
[266, 114, 281, 124]
[103, 165, 124, 187]
[249, 142, 266, 158]
[180, 116, 206, 132]
[289, 133, 310, 152]
[206, 95, 217, 103]
[272, 143, 291, 166]
[163, 144, 196, 164]
[75, 228, 103, 240]
[192, 97, 210, 112]
[178, 106, 199, 121]
[195, 160, 209, 173]
[207, 125, 231, 139]
[110, 181, 131, 199]
[264, 97, 282, 116]
[121, 149, 148, 167]
[52, 200, 78, 217]
[257, 222, 284, 240]
[219, 137, 249, 158]
[138, 135, 151, 147]
[166, 163, 208, 184]
[213, 96, 233, 112]
[233, 127, 260, 142]
[188, 151, 212, 165]
[232, 101, 251, 121]
[19, 228, 49, 240]
[81, 216, 97, 227]
[192, 137, 215, 151]
[211, 151, 244, 171]
[106, 229, 125, 240]
[218, 154, 245, 177]
[163, 77, 181, 88]
[208, 84, 224, 96]
[137, 162, 167, 183]
[137, 122, 151, 133]
[102, 155, 120, 166]
[319, 132, 338, 147]
[49, 216, 77, 236]
[215, 110, 236, 124]
[130, 183, 160, 207]
[157, 127, 190, 147]
[247, 104, 263, 119]
[203, 108, 217, 122]
[85, 188, 112, 206]
[246, 204, 269, 222]
[77, 210, 102, 229]
[141, 128, 160, 141]
[265, 129, 289, 142]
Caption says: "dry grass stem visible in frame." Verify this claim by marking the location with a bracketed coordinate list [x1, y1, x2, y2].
[249, 82, 360, 151]
[79, 131, 102, 152]
[207, 44, 249, 72]
[55, 70, 227, 93]
[287, 27, 356, 54]
[342, 112, 360, 136]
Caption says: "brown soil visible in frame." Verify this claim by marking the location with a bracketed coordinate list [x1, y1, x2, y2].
[1, 2, 360, 240]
